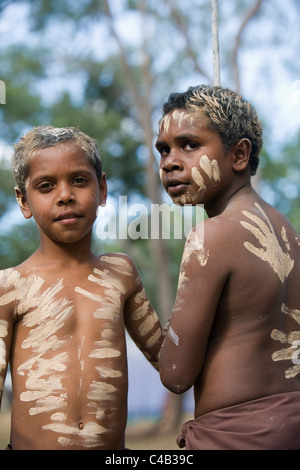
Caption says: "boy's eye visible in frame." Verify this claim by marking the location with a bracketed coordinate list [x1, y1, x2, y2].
[37, 182, 54, 192]
[73, 176, 88, 185]
[158, 145, 170, 157]
[184, 141, 198, 150]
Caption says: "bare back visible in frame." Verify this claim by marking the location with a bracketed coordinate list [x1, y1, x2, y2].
[160, 192, 300, 417]
[0, 253, 162, 450]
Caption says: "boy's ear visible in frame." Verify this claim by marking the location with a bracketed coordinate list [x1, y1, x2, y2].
[14, 186, 33, 219]
[232, 138, 252, 172]
[99, 172, 108, 207]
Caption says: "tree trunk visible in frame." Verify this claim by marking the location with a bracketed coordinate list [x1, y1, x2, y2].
[103, 0, 183, 433]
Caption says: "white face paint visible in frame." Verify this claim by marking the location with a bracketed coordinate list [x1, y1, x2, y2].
[191, 167, 206, 193]
[172, 192, 200, 206]
[191, 154, 221, 195]
[160, 110, 197, 134]
[199, 154, 221, 182]
[159, 108, 222, 206]
[241, 203, 294, 282]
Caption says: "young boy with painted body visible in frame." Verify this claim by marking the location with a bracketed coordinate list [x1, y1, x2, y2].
[0, 126, 163, 450]
[156, 85, 300, 450]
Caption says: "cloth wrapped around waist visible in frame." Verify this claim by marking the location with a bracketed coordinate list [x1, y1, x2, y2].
[177, 391, 300, 450]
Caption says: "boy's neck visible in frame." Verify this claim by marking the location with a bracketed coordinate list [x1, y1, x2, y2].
[205, 181, 255, 218]
[32, 236, 97, 269]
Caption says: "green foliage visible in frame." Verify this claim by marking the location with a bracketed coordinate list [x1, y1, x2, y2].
[0, 220, 39, 269]
[23, 0, 107, 29]
[1, 0, 300, 307]
[0, 160, 15, 217]
[260, 130, 300, 232]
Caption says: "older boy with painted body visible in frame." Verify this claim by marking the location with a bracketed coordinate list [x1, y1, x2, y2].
[156, 85, 300, 450]
[0, 126, 163, 450]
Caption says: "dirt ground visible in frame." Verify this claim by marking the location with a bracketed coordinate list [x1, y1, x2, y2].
[126, 418, 182, 450]
[0, 410, 10, 450]
[0, 409, 187, 450]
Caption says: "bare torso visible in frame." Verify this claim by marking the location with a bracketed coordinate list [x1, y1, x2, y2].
[1, 253, 162, 450]
[160, 191, 300, 417]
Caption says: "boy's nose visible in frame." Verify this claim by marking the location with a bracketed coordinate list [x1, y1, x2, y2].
[57, 183, 75, 205]
[161, 152, 183, 172]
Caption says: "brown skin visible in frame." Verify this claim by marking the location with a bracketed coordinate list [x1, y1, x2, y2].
[0, 143, 163, 450]
[157, 110, 300, 418]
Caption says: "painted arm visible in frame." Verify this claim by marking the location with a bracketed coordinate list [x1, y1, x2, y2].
[159, 222, 229, 393]
[124, 261, 163, 372]
[0, 272, 15, 409]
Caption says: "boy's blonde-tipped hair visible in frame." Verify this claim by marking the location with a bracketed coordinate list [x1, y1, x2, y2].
[12, 126, 102, 193]
[161, 85, 263, 175]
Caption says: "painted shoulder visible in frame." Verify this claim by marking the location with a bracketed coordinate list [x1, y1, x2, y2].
[189, 214, 245, 245]
[98, 252, 138, 276]
[0, 267, 22, 289]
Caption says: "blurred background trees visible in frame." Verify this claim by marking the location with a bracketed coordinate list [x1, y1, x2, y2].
[1, 0, 300, 433]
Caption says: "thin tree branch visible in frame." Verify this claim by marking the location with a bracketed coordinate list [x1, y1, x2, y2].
[102, 1, 173, 323]
[232, 0, 264, 91]
[103, 0, 143, 111]
[211, 0, 221, 86]
[103, 0, 160, 202]
[163, 0, 212, 84]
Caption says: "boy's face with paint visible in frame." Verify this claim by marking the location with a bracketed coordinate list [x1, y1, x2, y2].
[156, 109, 233, 209]
[15, 142, 107, 246]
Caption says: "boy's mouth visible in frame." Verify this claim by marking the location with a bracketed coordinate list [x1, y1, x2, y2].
[165, 179, 189, 195]
[55, 211, 82, 223]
